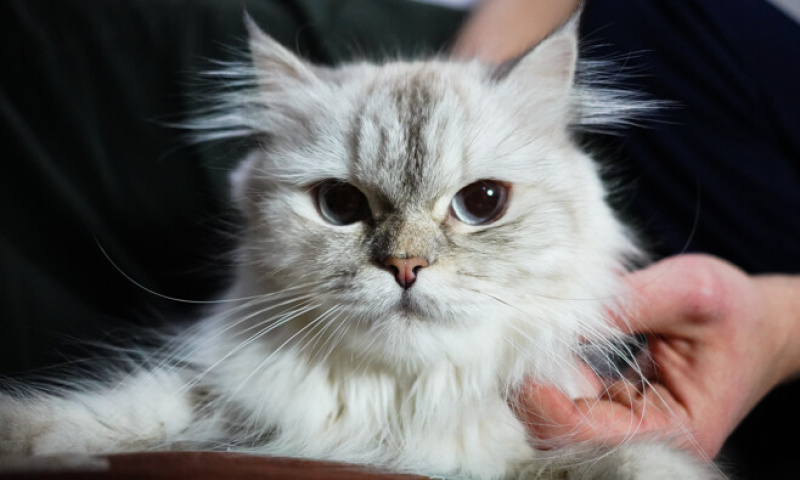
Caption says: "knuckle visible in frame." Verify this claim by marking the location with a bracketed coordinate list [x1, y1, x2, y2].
[673, 255, 732, 321]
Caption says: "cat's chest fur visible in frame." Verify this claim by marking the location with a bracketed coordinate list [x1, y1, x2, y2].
[193, 320, 534, 477]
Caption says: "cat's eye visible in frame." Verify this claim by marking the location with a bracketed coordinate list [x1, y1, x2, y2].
[315, 180, 370, 225]
[450, 180, 509, 226]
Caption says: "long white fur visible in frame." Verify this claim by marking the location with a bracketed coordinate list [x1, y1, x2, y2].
[1, 14, 721, 480]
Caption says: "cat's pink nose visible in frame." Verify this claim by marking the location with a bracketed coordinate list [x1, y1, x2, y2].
[384, 256, 429, 289]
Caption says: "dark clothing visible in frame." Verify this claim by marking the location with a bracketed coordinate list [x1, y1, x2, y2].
[580, 2, 800, 478]
[1, 0, 798, 478]
[581, 0, 800, 275]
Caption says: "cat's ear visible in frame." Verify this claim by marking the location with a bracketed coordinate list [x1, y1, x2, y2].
[230, 151, 256, 207]
[244, 14, 318, 89]
[229, 150, 268, 217]
[492, 11, 579, 98]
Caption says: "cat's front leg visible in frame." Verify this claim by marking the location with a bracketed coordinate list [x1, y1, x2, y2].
[609, 442, 724, 480]
[516, 441, 724, 480]
[0, 368, 212, 455]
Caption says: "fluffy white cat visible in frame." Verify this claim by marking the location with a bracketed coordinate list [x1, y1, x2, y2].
[0, 14, 722, 480]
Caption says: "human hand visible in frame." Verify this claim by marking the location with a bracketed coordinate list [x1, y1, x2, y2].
[451, 0, 580, 63]
[514, 254, 800, 458]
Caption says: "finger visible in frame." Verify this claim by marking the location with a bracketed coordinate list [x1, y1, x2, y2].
[515, 383, 643, 444]
[602, 380, 644, 408]
[512, 384, 581, 430]
[516, 381, 682, 447]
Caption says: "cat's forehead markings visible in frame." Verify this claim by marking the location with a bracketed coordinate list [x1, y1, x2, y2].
[344, 112, 392, 216]
[351, 70, 446, 204]
[392, 73, 437, 196]
[347, 106, 363, 170]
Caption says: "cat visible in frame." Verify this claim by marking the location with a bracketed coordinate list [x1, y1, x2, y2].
[0, 14, 722, 480]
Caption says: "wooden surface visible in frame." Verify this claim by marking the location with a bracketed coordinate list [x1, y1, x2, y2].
[0, 452, 427, 480]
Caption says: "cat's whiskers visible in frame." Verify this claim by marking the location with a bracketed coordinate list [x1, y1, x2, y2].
[457, 282, 644, 403]
[544, 322, 712, 465]
[225, 304, 336, 399]
[351, 322, 388, 377]
[243, 306, 350, 433]
[94, 237, 326, 307]
[314, 310, 355, 368]
[149, 285, 320, 373]
[497, 318, 646, 452]
[291, 304, 346, 360]
[580, 332, 711, 464]
[497, 319, 573, 378]
[218, 291, 319, 337]
[176, 299, 321, 394]
[465, 265, 632, 303]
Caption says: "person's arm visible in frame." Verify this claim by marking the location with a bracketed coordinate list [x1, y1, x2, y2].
[452, 0, 581, 62]
[514, 254, 800, 458]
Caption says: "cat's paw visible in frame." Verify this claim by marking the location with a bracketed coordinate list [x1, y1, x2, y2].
[0, 394, 94, 456]
[0, 395, 45, 455]
[597, 442, 724, 480]
[518, 442, 724, 480]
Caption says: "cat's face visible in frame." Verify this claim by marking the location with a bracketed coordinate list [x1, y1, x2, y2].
[224, 19, 636, 373]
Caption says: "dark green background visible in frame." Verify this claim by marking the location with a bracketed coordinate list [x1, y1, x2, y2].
[0, 0, 465, 375]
